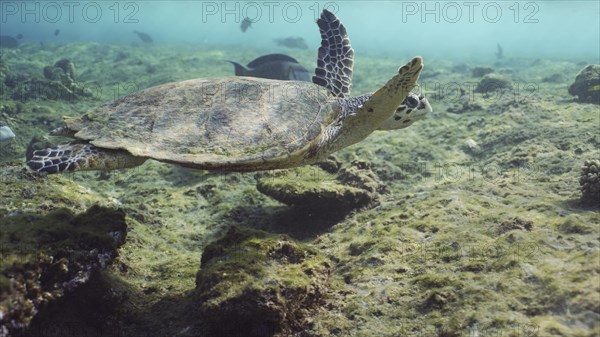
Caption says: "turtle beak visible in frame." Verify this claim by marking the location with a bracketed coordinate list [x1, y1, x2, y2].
[416, 97, 432, 117]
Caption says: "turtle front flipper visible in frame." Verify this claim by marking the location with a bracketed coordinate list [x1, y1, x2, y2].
[312, 9, 354, 98]
[26, 142, 146, 174]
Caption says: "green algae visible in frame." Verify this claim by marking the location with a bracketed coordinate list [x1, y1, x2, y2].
[0, 165, 128, 335]
[569, 64, 600, 104]
[256, 164, 380, 212]
[194, 226, 333, 336]
[0, 41, 598, 337]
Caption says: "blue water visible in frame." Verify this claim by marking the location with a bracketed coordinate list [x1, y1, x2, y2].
[2, 1, 599, 62]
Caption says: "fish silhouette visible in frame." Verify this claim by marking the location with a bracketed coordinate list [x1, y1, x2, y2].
[133, 30, 153, 43]
[240, 17, 252, 32]
[0, 35, 19, 48]
[274, 37, 308, 50]
[227, 54, 310, 81]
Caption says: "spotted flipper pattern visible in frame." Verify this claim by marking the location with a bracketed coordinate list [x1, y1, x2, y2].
[26, 142, 146, 174]
[312, 9, 354, 98]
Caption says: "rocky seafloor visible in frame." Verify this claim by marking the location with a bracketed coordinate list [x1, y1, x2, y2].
[0, 42, 599, 337]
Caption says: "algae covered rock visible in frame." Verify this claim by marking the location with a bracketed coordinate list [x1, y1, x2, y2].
[0, 205, 127, 336]
[568, 64, 600, 104]
[54, 59, 77, 81]
[256, 161, 383, 212]
[41, 58, 92, 100]
[542, 73, 564, 83]
[0, 165, 128, 336]
[579, 159, 600, 204]
[494, 217, 534, 235]
[194, 226, 332, 337]
[461, 138, 481, 155]
[474, 73, 512, 93]
[446, 100, 483, 114]
[5, 58, 92, 101]
[471, 66, 494, 77]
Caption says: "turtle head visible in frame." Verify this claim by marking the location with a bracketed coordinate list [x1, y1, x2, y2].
[376, 92, 432, 130]
[308, 57, 427, 159]
[333, 56, 426, 138]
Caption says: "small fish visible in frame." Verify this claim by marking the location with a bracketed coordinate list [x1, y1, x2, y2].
[240, 17, 252, 32]
[274, 37, 308, 50]
[227, 53, 310, 81]
[54, 29, 60, 36]
[0, 35, 19, 48]
[16, 34, 23, 40]
[133, 30, 153, 43]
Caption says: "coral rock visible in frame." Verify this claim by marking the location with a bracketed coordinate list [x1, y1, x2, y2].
[579, 159, 600, 204]
[568, 64, 600, 104]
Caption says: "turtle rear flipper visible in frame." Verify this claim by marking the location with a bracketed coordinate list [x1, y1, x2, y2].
[26, 142, 146, 174]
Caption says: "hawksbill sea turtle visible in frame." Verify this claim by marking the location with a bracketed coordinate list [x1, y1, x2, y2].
[27, 9, 432, 174]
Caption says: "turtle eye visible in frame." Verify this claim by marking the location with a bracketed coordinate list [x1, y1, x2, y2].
[405, 94, 419, 108]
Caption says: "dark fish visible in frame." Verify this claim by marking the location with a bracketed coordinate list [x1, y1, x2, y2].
[0, 35, 19, 48]
[54, 29, 60, 36]
[274, 37, 308, 50]
[16, 34, 23, 40]
[227, 53, 310, 81]
[133, 30, 153, 43]
[240, 17, 252, 32]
